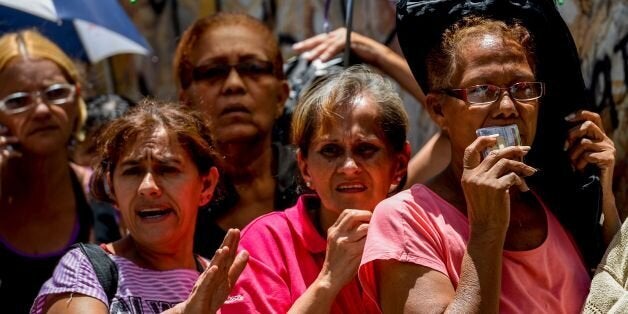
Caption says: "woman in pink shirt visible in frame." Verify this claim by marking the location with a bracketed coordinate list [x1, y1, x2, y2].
[358, 16, 620, 313]
[220, 65, 410, 313]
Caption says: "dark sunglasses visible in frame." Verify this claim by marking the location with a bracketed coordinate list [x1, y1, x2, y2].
[192, 60, 275, 82]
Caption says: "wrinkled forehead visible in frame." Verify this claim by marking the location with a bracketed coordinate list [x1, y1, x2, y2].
[192, 24, 276, 64]
[459, 33, 530, 66]
[314, 95, 384, 139]
[118, 127, 182, 162]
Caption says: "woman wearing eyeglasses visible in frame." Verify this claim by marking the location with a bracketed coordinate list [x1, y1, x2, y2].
[358, 17, 620, 313]
[0, 30, 94, 313]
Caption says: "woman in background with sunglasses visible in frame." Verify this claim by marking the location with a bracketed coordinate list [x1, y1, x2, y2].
[0, 30, 94, 313]
[174, 13, 299, 259]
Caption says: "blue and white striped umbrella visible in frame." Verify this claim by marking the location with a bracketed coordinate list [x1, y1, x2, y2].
[0, 0, 151, 63]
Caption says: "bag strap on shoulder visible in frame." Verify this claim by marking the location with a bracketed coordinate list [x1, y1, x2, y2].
[71, 243, 119, 304]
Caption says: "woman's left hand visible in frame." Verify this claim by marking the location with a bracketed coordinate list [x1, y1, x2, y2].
[166, 229, 249, 313]
[565, 110, 620, 243]
[564, 110, 616, 177]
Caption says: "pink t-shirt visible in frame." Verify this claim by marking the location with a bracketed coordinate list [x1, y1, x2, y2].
[359, 185, 591, 313]
[221, 195, 378, 314]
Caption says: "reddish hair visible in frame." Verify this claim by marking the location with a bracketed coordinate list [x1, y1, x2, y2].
[173, 12, 284, 90]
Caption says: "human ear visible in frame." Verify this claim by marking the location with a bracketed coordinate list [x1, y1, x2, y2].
[296, 149, 314, 190]
[199, 167, 219, 206]
[389, 142, 411, 191]
[425, 93, 448, 131]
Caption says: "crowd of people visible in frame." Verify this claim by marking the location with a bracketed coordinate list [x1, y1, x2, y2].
[0, 1, 624, 313]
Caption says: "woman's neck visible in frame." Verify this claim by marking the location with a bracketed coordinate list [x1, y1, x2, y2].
[220, 138, 274, 182]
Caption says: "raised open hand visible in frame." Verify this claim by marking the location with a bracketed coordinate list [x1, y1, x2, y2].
[167, 229, 249, 314]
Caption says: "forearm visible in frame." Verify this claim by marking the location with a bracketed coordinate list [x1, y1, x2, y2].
[446, 229, 504, 313]
[598, 165, 621, 246]
[288, 276, 340, 314]
[373, 47, 426, 104]
[405, 132, 450, 187]
[601, 184, 621, 246]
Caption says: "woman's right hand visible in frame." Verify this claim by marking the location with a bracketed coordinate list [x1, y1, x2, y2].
[460, 136, 536, 234]
[167, 229, 249, 314]
[0, 133, 20, 165]
[318, 209, 371, 292]
[292, 28, 385, 65]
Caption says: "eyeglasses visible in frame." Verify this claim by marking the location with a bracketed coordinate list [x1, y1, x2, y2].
[441, 81, 544, 106]
[0, 83, 77, 115]
[192, 59, 275, 82]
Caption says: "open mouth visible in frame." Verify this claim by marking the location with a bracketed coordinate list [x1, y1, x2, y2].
[336, 184, 367, 193]
[137, 208, 174, 220]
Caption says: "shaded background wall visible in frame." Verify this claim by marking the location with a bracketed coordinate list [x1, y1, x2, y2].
[85, 0, 626, 213]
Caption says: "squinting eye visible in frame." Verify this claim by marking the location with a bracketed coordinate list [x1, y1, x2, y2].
[355, 143, 380, 157]
[319, 144, 342, 158]
[155, 165, 180, 175]
[3, 93, 32, 110]
[44, 85, 72, 101]
[121, 167, 143, 176]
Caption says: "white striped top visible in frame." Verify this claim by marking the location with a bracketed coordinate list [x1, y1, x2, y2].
[31, 248, 201, 313]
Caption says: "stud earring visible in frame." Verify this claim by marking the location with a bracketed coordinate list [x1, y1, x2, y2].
[305, 181, 311, 188]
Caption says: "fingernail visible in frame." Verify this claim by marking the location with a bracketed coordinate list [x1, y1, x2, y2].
[521, 146, 531, 151]
[564, 113, 576, 121]
[302, 51, 313, 59]
[292, 42, 302, 49]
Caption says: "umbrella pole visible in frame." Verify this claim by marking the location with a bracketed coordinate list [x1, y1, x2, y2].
[103, 58, 116, 94]
[343, 0, 354, 68]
